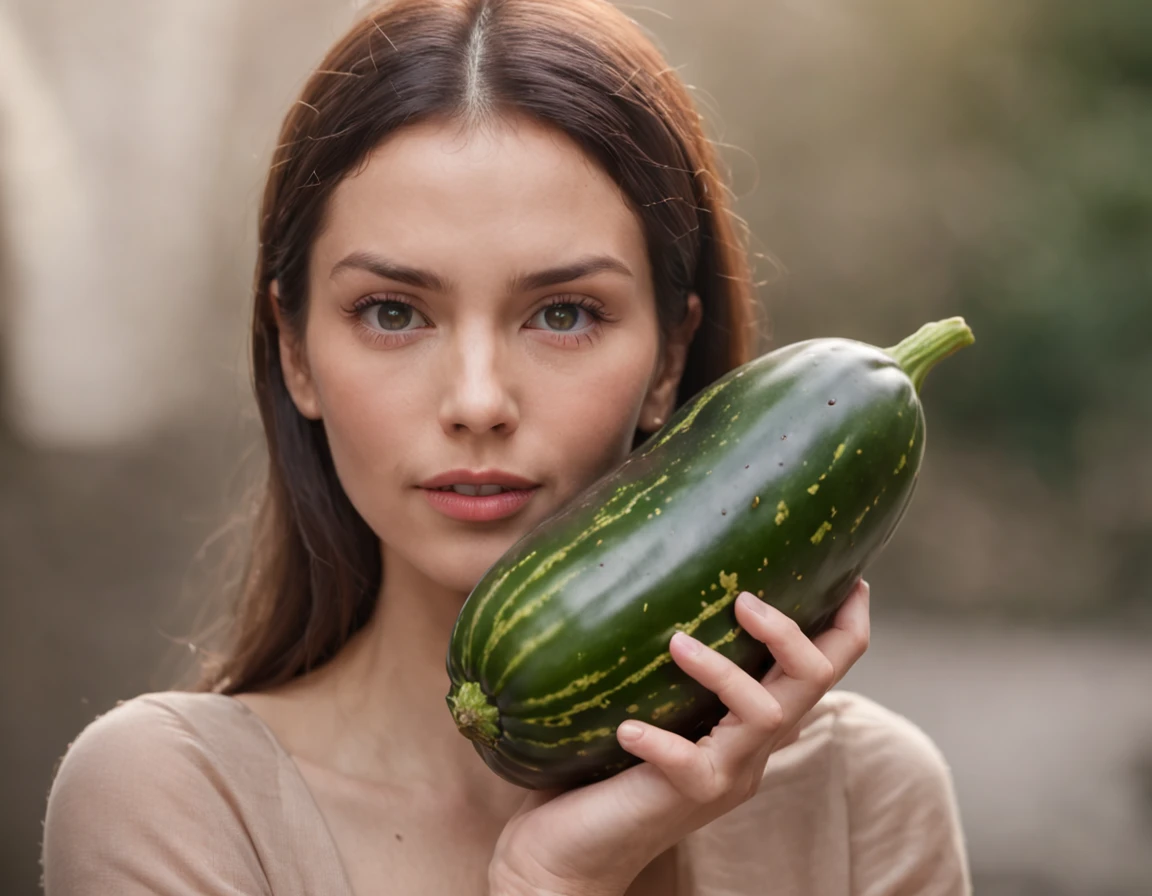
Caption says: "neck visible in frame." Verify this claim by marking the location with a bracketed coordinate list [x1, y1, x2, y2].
[281, 548, 525, 813]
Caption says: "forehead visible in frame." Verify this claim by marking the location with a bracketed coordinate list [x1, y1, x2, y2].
[312, 115, 650, 284]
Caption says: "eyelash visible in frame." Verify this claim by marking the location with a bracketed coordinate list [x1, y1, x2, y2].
[348, 294, 613, 349]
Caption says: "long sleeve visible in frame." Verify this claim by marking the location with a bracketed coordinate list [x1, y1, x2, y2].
[41, 696, 273, 896]
[840, 700, 971, 896]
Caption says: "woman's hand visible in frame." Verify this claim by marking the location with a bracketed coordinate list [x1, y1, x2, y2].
[488, 578, 871, 896]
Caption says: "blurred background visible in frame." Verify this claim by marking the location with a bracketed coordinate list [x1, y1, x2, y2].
[1, 0, 1149, 892]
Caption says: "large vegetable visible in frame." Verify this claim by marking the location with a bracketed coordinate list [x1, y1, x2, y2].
[446, 317, 974, 789]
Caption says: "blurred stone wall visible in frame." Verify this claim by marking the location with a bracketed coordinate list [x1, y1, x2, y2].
[0, 0, 369, 448]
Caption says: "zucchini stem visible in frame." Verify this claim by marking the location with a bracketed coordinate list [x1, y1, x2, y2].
[884, 317, 975, 393]
[448, 681, 502, 748]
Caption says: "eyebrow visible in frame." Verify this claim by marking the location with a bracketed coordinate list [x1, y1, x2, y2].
[329, 250, 634, 294]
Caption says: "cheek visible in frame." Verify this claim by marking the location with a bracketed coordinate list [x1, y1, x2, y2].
[536, 340, 657, 496]
[306, 347, 416, 529]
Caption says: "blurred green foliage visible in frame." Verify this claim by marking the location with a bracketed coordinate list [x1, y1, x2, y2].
[932, 0, 1152, 483]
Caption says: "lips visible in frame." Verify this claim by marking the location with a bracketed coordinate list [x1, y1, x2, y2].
[421, 482, 539, 522]
[419, 468, 540, 490]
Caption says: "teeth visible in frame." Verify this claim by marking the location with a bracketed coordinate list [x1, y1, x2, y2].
[439, 484, 509, 496]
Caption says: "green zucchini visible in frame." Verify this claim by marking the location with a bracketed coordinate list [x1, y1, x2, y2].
[446, 317, 974, 790]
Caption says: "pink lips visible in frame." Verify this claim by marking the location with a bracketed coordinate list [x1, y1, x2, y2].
[419, 468, 539, 490]
[420, 485, 539, 522]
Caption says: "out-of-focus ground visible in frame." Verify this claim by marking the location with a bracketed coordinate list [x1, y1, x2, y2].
[2, 0, 1150, 893]
[844, 622, 1152, 895]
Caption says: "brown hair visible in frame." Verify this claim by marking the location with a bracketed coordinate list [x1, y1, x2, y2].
[188, 0, 762, 695]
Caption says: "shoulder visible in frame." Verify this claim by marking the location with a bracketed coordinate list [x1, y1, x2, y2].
[55, 689, 242, 750]
[43, 692, 276, 895]
[47, 691, 271, 797]
[816, 690, 972, 894]
[816, 689, 954, 787]
[50, 692, 216, 783]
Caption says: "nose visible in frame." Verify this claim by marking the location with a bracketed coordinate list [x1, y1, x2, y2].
[438, 324, 520, 437]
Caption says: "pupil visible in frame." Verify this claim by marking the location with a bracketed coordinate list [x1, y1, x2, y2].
[377, 303, 411, 331]
[545, 306, 577, 331]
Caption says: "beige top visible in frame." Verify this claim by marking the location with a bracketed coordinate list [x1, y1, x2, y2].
[41, 689, 970, 895]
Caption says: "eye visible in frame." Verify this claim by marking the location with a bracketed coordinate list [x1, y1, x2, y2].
[359, 299, 429, 333]
[527, 298, 606, 333]
[347, 293, 611, 349]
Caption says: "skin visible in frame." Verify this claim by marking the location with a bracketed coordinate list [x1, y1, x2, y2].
[249, 112, 870, 896]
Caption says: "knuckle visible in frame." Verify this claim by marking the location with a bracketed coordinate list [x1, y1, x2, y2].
[682, 763, 726, 804]
[766, 695, 786, 728]
[753, 694, 785, 732]
[810, 655, 836, 689]
[685, 745, 715, 780]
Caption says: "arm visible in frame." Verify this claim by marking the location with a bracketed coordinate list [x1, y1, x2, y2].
[41, 697, 271, 896]
[841, 699, 971, 896]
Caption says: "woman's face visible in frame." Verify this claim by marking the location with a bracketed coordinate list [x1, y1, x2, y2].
[277, 114, 700, 593]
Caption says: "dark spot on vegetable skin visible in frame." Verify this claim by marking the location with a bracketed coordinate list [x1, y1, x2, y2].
[721, 510, 727, 516]
[599, 563, 604, 567]
[395, 833, 403, 841]
[780, 434, 787, 440]
[827, 399, 836, 405]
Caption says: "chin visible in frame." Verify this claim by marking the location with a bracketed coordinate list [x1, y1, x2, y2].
[420, 552, 504, 597]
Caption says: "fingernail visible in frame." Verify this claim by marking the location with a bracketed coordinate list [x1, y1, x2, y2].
[737, 591, 768, 617]
[618, 722, 644, 742]
[672, 631, 702, 654]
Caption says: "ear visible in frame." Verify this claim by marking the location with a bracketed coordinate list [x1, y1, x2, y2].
[639, 292, 703, 432]
[270, 279, 322, 421]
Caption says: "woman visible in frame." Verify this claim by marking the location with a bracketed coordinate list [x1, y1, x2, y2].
[41, 1, 970, 893]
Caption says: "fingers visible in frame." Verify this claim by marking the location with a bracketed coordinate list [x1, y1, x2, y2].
[737, 594, 837, 690]
[665, 581, 871, 755]
[751, 579, 870, 721]
[615, 580, 872, 807]
[613, 621, 790, 802]
[671, 630, 787, 732]
[809, 577, 871, 686]
[615, 718, 730, 804]
[761, 577, 870, 686]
